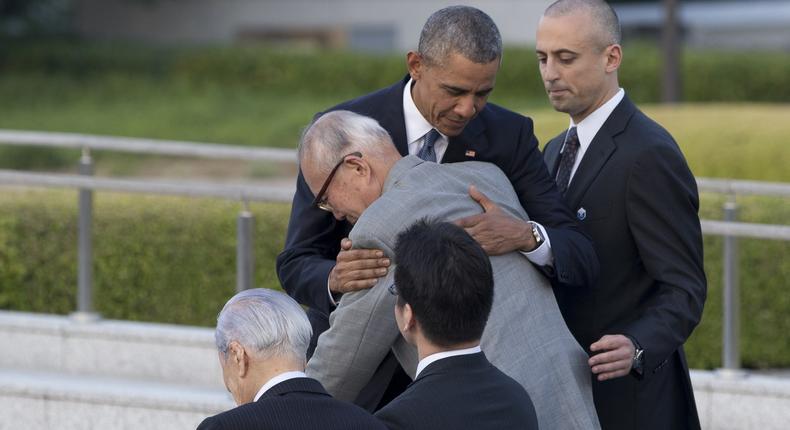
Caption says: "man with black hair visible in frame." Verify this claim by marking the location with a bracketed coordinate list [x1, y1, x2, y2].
[374, 219, 537, 430]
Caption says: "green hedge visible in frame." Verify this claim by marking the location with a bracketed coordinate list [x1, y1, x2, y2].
[2, 40, 790, 103]
[0, 189, 290, 326]
[1, 189, 788, 369]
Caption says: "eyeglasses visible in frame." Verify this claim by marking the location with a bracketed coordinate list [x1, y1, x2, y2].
[312, 151, 362, 212]
[388, 283, 398, 296]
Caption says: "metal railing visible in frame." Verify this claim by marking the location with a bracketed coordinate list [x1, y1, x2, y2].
[1, 129, 789, 373]
[696, 179, 790, 376]
[0, 130, 297, 321]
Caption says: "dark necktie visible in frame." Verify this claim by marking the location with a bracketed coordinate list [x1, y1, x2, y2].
[417, 129, 440, 162]
[556, 126, 580, 195]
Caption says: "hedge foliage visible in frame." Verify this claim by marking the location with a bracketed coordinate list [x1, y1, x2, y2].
[0, 189, 289, 326]
[2, 39, 790, 103]
[0, 189, 788, 369]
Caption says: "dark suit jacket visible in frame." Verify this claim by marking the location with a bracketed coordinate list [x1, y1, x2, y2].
[543, 95, 706, 430]
[196, 377, 386, 430]
[374, 352, 538, 430]
[277, 76, 599, 343]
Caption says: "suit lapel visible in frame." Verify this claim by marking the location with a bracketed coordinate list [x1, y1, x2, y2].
[564, 134, 616, 209]
[443, 115, 487, 163]
[564, 96, 636, 209]
[543, 133, 565, 177]
[378, 77, 410, 156]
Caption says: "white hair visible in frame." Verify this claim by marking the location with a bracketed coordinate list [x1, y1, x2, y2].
[298, 110, 395, 174]
[215, 288, 312, 364]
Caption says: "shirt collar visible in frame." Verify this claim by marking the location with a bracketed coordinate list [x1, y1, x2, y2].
[403, 78, 438, 145]
[253, 370, 307, 402]
[415, 345, 482, 379]
[570, 88, 625, 148]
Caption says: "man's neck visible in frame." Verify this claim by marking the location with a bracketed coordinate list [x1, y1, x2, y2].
[244, 357, 304, 404]
[416, 339, 480, 361]
[571, 83, 620, 124]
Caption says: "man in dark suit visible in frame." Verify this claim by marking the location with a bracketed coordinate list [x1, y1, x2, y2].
[196, 289, 386, 430]
[536, 1, 707, 429]
[277, 5, 598, 410]
[374, 219, 538, 430]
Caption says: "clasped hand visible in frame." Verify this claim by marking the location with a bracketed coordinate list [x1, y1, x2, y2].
[328, 238, 390, 295]
[454, 185, 535, 255]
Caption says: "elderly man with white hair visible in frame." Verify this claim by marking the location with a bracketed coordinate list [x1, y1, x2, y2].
[302, 110, 600, 429]
[197, 288, 386, 430]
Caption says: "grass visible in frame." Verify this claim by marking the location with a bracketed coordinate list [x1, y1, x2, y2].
[2, 72, 790, 183]
[0, 45, 788, 369]
[526, 102, 790, 182]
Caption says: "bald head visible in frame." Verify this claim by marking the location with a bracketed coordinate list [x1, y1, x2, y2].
[545, 0, 621, 50]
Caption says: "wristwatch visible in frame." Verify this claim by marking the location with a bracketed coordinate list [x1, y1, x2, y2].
[527, 221, 544, 251]
[630, 338, 645, 376]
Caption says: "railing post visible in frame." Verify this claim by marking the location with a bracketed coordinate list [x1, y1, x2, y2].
[72, 147, 99, 322]
[720, 196, 742, 376]
[236, 201, 255, 292]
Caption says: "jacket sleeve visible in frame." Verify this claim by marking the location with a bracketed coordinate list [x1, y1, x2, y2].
[305, 269, 402, 402]
[511, 117, 600, 288]
[621, 143, 707, 376]
[276, 171, 350, 315]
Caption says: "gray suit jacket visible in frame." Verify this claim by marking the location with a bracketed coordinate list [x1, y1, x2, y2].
[306, 156, 600, 429]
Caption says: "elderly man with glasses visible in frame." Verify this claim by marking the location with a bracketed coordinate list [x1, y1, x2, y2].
[300, 110, 600, 430]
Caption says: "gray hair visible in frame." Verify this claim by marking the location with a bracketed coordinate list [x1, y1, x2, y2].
[298, 110, 395, 174]
[215, 288, 312, 364]
[545, 0, 622, 47]
[418, 5, 502, 66]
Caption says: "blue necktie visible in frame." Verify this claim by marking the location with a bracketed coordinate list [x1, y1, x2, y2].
[417, 129, 440, 162]
[556, 126, 580, 195]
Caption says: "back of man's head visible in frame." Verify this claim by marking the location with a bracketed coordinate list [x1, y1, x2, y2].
[418, 5, 502, 66]
[394, 219, 494, 347]
[215, 288, 312, 365]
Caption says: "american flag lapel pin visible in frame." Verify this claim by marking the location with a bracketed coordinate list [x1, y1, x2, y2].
[465, 149, 476, 158]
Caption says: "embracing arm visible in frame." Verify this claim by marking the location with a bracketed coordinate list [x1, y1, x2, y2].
[463, 116, 599, 288]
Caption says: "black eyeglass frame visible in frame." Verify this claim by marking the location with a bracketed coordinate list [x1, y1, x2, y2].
[311, 151, 362, 211]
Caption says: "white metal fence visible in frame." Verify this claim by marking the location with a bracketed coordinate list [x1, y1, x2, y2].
[1, 129, 788, 371]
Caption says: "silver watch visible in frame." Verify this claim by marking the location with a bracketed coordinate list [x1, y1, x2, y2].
[528, 221, 544, 250]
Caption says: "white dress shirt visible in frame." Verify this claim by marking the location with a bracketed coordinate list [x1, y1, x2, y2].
[328, 80, 558, 303]
[562, 88, 625, 184]
[403, 78, 553, 267]
[252, 370, 308, 402]
[415, 345, 482, 379]
[403, 78, 450, 162]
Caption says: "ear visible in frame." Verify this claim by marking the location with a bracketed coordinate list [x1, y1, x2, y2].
[228, 341, 250, 378]
[604, 44, 622, 73]
[406, 51, 424, 81]
[402, 303, 415, 332]
[345, 156, 371, 178]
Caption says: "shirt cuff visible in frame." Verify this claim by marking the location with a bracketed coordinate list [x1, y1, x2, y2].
[327, 277, 339, 307]
[520, 222, 554, 267]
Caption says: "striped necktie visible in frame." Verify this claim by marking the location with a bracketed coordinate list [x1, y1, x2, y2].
[417, 129, 440, 162]
[556, 126, 580, 195]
